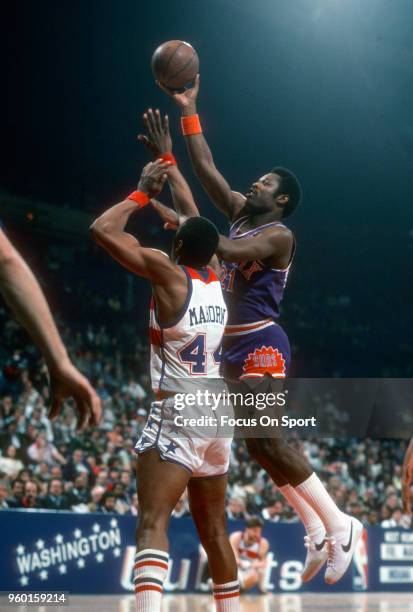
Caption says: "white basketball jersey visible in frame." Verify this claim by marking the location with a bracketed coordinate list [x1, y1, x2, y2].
[238, 535, 261, 563]
[149, 265, 227, 393]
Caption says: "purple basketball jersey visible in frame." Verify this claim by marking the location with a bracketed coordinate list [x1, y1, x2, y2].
[220, 216, 295, 326]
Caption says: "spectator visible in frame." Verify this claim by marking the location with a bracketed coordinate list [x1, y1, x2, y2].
[381, 508, 411, 529]
[88, 485, 106, 513]
[19, 480, 41, 509]
[0, 445, 25, 478]
[226, 497, 247, 521]
[121, 377, 146, 402]
[63, 449, 89, 482]
[27, 432, 66, 466]
[41, 478, 70, 510]
[0, 480, 10, 508]
[5, 478, 25, 508]
[261, 499, 284, 523]
[67, 474, 90, 508]
[99, 492, 118, 514]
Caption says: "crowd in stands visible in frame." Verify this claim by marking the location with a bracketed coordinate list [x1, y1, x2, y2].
[0, 296, 411, 527]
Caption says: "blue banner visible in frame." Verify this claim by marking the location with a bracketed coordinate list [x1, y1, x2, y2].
[0, 510, 411, 593]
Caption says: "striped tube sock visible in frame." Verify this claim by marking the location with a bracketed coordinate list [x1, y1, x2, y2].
[134, 548, 169, 612]
[213, 580, 240, 611]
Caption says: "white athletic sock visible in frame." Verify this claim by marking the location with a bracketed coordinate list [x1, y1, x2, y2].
[295, 473, 347, 535]
[279, 483, 325, 540]
[213, 580, 240, 611]
[134, 548, 169, 612]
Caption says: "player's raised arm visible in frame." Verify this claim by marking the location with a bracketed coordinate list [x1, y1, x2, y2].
[139, 108, 199, 220]
[158, 75, 245, 221]
[0, 229, 101, 429]
[138, 108, 222, 276]
[90, 160, 182, 286]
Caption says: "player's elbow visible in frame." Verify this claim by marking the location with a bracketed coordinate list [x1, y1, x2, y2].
[0, 249, 21, 274]
[89, 217, 112, 241]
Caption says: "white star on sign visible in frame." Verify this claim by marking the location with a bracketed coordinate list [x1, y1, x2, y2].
[74, 529, 82, 538]
[58, 564, 67, 574]
[20, 576, 28, 586]
[110, 518, 118, 528]
[95, 553, 104, 563]
[17, 545, 25, 555]
[36, 539, 45, 550]
[92, 523, 101, 533]
[55, 534, 64, 544]
[77, 559, 85, 569]
[113, 548, 121, 558]
[39, 570, 48, 581]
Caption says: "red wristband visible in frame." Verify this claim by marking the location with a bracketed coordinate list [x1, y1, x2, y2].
[158, 152, 177, 165]
[181, 114, 202, 136]
[127, 190, 150, 207]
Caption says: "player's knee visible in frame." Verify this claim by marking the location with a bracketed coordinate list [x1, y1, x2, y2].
[196, 514, 227, 546]
[136, 509, 169, 537]
[246, 437, 286, 462]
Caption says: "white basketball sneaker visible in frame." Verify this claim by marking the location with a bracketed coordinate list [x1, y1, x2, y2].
[324, 517, 363, 584]
[301, 534, 329, 582]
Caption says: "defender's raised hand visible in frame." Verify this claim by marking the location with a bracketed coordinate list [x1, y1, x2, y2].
[138, 159, 172, 198]
[157, 74, 200, 112]
[138, 108, 173, 157]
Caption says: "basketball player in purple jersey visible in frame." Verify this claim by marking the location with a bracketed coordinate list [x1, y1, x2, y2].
[153, 75, 363, 584]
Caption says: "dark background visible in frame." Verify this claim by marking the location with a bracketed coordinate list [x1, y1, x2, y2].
[1, 0, 412, 376]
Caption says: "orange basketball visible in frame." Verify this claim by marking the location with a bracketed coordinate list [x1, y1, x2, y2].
[151, 40, 199, 89]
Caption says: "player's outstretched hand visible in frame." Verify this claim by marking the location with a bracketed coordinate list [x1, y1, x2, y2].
[48, 359, 102, 431]
[138, 159, 172, 198]
[157, 74, 200, 110]
[402, 446, 413, 514]
[138, 109, 172, 157]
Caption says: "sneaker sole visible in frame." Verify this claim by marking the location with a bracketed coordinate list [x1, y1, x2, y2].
[301, 551, 329, 582]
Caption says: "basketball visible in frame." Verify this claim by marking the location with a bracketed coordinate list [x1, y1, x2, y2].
[151, 40, 199, 89]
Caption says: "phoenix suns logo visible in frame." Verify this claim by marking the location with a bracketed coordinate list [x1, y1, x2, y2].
[241, 346, 286, 378]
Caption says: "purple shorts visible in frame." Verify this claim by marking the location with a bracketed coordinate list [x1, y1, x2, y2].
[222, 320, 291, 382]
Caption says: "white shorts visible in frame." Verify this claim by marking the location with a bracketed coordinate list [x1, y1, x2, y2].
[135, 398, 233, 478]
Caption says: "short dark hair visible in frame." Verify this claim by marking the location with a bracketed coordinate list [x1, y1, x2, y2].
[174, 217, 219, 267]
[271, 167, 302, 218]
[246, 516, 264, 529]
[49, 478, 63, 489]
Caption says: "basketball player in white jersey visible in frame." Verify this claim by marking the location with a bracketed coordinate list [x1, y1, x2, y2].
[229, 518, 269, 593]
[91, 159, 240, 612]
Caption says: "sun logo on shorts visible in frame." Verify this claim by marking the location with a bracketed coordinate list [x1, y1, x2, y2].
[241, 346, 286, 378]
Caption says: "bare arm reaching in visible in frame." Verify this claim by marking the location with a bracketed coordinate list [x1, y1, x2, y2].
[0, 229, 101, 428]
[402, 439, 413, 514]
